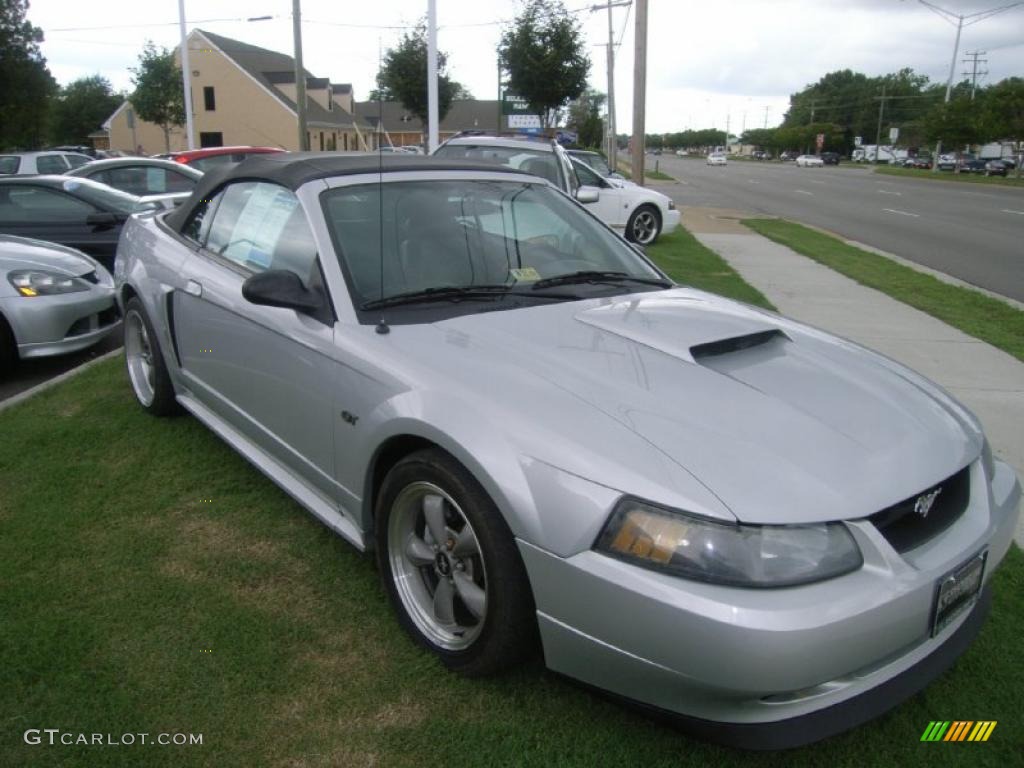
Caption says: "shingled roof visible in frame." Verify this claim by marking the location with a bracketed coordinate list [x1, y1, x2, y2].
[195, 29, 371, 131]
[354, 100, 501, 136]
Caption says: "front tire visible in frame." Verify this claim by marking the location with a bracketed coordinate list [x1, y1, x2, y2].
[124, 297, 180, 416]
[0, 313, 17, 378]
[376, 448, 536, 677]
[626, 204, 662, 245]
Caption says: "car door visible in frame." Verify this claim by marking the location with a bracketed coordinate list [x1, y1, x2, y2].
[0, 183, 109, 256]
[571, 160, 628, 229]
[171, 180, 343, 502]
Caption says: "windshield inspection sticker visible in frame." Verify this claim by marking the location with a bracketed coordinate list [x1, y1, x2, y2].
[510, 267, 541, 282]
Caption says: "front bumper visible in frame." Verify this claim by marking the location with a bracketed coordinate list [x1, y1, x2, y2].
[519, 458, 1020, 748]
[1, 287, 120, 360]
[662, 208, 681, 236]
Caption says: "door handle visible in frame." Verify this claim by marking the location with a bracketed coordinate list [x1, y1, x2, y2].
[185, 279, 203, 297]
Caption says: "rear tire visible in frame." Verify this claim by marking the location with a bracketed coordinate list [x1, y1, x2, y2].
[375, 448, 536, 677]
[124, 297, 180, 417]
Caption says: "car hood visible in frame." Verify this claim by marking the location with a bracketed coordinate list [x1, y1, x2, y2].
[0, 234, 99, 276]
[432, 289, 980, 524]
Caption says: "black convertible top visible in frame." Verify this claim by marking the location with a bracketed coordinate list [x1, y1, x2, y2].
[164, 152, 531, 232]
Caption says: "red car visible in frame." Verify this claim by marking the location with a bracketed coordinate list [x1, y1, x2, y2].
[165, 146, 285, 173]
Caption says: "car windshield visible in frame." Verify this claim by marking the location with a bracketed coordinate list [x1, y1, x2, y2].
[60, 177, 142, 214]
[322, 179, 664, 312]
[433, 144, 563, 188]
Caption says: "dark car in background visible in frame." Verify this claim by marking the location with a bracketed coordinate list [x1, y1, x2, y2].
[819, 151, 841, 165]
[0, 176, 179, 271]
[66, 157, 203, 197]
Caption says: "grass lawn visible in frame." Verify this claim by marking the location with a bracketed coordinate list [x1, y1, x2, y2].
[873, 166, 1024, 187]
[647, 228, 776, 310]
[743, 219, 1024, 363]
[1, 360, 1021, 767]
[611, 160, 675, 182]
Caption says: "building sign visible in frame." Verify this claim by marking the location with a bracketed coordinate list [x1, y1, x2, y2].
[502, 91, 542, 132]
[889, 127, 900, 143]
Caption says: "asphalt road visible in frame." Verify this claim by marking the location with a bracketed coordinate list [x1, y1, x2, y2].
[655, 157, 1024, 302]
[0, 333, 121, 404]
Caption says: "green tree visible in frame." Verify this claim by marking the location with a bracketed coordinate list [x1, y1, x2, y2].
[924, 97, 982, 169]
[130, 41, 185, 153]
[498, 0, 589, 131]
[981, 77, 1024, 177]
[566, 88, 605, 148]
[376, 23, 465, 126]
[51, 75, 122, 145]
[0, 0, 57, 149]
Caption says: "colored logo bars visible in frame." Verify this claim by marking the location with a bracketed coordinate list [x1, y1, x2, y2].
[921, 721, 997, 742]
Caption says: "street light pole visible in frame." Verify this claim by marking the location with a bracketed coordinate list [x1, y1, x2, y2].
[292, 0, 308, 151]
[177, 0, 195, 150]
[630, 0, 647, 186]
[427, 0, 439, 153]
[906, 0, 1023, 171]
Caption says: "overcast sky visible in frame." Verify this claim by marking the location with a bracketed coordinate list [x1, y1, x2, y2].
[31, 0, 1024, 134]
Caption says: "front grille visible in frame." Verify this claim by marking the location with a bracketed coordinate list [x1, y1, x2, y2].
[868, 466, 970, 553]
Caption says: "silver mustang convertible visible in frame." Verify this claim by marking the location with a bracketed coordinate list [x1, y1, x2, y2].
[115, 154, 1020, 749]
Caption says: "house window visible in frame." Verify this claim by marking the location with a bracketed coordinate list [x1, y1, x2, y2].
[319, 132, 324, 151]
[199, 132, 223, 148]
[343, 133, 348, 151]
[203, 86, 216, 111]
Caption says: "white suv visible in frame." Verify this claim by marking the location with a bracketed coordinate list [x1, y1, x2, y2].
[433, 134, 679, 245]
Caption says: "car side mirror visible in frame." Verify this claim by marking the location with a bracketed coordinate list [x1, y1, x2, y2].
[242, 269, 323, 316]
[575, 186, 600, 204]
[86, 211, 118, 228]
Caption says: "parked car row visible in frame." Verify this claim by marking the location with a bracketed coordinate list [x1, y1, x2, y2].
[0, 139, 681, 375]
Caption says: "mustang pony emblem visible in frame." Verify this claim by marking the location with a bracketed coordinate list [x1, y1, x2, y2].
[914, 487, 943, 518]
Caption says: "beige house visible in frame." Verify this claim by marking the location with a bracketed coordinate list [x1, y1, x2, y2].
[106, 29, 375, 155]
[354, 99, 502, 148]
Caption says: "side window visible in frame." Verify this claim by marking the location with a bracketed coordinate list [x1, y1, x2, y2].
[64, 154, 91, 169]
[573, 161, 603, 188]
[35, 155, 69, 174]
[0, 185, 94, 222]
[203, 182, 316, 277]
[0, 156, 19, 174]
[182, 191, 222, 244]
[106, 167, 149, 196]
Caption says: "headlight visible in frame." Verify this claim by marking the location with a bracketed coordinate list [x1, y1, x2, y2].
[8, 270, 91, 297]
[595, 498, 862, 588]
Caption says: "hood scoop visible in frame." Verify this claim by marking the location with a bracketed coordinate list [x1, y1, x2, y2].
[575, 296, 785, 364]
[691, 329, 789, 362]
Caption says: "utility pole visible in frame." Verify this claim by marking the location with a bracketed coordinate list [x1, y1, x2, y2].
[874, 83, 888, 165]
[907, 1, 1024, 171]
[962, 50, 988, 99]
[177, 0, 195, 150]
[590, 2, 630, 171]
[725, 112, 730, 153]
[763, 105, 770, 129]
[292, 0, 308, 150]
[427, 0, 439, 153]
[631, 0, 647, 186]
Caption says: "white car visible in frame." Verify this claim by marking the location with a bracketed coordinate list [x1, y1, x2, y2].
[0, 151, 95, 175]
[706, 153, 727, 166]
[434, 134, 679, 245]
[795, 154, 825, 167]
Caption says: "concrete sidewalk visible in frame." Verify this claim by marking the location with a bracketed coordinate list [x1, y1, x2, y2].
[684, 207, 1024, 545]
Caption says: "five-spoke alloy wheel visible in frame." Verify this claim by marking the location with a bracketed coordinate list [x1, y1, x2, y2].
[376, 448, 536, 676]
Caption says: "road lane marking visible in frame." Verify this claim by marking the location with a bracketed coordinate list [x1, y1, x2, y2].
[795, 189, 813, 195]
[809, 180, 826, 184]
[748, 179, 760, 184]
[1002, 209, 1024, 215]
[883, 208, 919, 217]
[878, 189, 902, 195]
